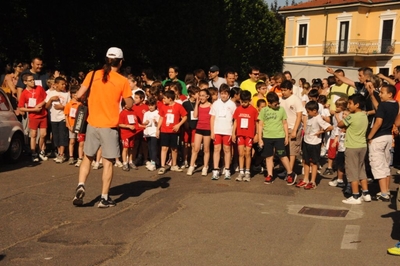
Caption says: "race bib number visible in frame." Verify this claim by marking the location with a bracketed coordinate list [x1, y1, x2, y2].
[166, 113, 174, 124]
[190, 111, 198, 120]
[219, 109, 227, 117]
[127, 115, 135, 124]
[69, 107, 77, 118]
[28, 98, 37, 107]
[240, 118, 249, 128]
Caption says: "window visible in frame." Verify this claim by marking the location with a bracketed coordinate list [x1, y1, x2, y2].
[298, 24, 307, 45]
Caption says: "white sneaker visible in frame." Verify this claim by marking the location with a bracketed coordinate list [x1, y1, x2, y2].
[236, 173, 244, 182]
[329, 179, 338, 187]
[342, 196, 362, 205]
[39, 151, 48, 161]
[243, 172, 251, 182]
[201, 167, 208, 176]
[171, 165, 183, 172]
[211, 170, 219, 180]
[93, 162, 100, 170]
[114, 161, 123, 167]
[187, 166, 195, 176]
[361, 194, 372, 202]
[75, 158, 82, 167]
[224, 169, 231, 180]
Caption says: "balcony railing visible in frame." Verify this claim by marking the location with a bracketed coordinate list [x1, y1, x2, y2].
[323, 39, 395, 55]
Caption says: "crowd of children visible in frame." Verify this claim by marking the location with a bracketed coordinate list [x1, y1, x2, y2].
[10, 63, 400, 206]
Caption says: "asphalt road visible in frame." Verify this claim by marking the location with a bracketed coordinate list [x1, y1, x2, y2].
[1, 154, 400, 265]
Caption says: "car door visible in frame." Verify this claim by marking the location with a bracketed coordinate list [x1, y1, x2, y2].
[0, 90, 13, 153]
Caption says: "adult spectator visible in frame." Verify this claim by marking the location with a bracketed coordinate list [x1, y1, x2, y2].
[162, 66, 187, 95]
[326, 68, 355, 113]
[1, 60, 23, 110]
[141, 68, 155, 86]
[16, 57, 49, 101]
[378, 65, 400, 100]
[225, 70, 236, 89]
[283, 70, 301, 98]
[208, 65, 226, 89]
[240, 66, 260, 96]
[72, 47, 133, 208]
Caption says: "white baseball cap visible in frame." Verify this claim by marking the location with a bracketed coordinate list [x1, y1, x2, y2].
[106, 47, 124, 59]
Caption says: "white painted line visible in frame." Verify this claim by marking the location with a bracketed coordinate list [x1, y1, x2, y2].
[341, 225, 360, 250]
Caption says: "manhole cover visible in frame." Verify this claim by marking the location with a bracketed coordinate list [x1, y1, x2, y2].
[298, 206, 349, 217]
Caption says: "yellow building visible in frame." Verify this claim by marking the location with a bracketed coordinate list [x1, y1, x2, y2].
[279, 0, 399, 76]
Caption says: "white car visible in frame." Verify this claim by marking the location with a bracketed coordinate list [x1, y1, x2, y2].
[0, 88, 24, 163]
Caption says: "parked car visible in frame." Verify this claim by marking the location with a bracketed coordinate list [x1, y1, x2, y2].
[0, 89, 24, 163]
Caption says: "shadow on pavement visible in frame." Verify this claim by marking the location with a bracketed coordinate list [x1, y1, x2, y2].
[79, 177, 171, 207]
[381, 209, 400, 241]
[0, 255, 5, 261]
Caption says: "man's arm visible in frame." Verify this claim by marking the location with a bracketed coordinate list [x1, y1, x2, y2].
[377, 73, 396, 86]
[326, 67, 356, 88]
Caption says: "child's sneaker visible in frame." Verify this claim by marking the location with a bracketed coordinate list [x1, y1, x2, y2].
[187, 166, 195, 176]
[211, 170, 219, 180]
[286, 172, 297, 185]
[32, 153, 39, 162]
[129, 162, 138, 170]
[295, 179, 308, 188]
[361, 193, 372, 202]
[68, 157, 76, 165]
[342, 196, 362, 205]
[39, 150, 48, 161]
[114, 161, 123, 167]
[201, 166, 208, 176]
[224, 169, 231, 180]
[329, 179, 345, 187]
[93, 162, 100, 170]
[122, 164, 129, 171]
[264, 175, 273, 184]
[171, 165, 183, 172]
[236, 173, 244, 182]
[243, 172, 251, 182]
[75, 158, 83, 167]
[304, 182, 317, 190]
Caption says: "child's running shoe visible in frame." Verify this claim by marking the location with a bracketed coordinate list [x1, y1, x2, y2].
[264, 175, 273, 184]
[388, 242, 400, 255]
[304, 182, 317, 190]
[295, 179, 308, 188]
[211, 169, 219, 180]
[286, 172, 297, 185]
[224, 169, 231, 180]
[243, 172, 251, 182]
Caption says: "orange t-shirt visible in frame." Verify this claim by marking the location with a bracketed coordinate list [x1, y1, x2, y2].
[83, 70, 132, 128]
[64, 100, 81, 130]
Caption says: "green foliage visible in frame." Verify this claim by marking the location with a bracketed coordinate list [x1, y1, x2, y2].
[0, 0, 284, 78]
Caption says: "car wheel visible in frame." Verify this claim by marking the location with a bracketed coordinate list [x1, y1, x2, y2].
[5, 132, 24, 163]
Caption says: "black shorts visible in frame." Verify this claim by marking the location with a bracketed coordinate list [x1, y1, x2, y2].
[261, 138, 287, 158]
[160, 132, 179, 148]
[336, 151, 345, 172]
[302, 142, 320, 165]
[195, 129, 211, 136]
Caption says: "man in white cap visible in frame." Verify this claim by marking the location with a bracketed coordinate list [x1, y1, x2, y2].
[208, 65, 226, 89]
[72, 47, 133, 208]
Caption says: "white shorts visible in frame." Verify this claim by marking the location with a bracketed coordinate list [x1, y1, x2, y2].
[369, 135, 392, 179]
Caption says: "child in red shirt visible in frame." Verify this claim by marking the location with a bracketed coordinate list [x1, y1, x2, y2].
[232, 90, 259, 181]
[156, 90, 187, 174]
[131, 90, 149, 168]
[119, 103, 141, 171]
[17, 73, 48, 162]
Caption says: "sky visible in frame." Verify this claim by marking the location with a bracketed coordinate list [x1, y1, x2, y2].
[264, 0, 297, 8]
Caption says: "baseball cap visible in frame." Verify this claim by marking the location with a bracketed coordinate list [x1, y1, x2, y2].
[209, 65, 219, 72]
[106, 47, 124, 59]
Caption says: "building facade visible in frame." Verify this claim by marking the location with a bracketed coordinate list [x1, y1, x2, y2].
[279, 0, 399, 76]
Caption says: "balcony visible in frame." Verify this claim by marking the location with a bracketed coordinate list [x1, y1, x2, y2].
[323, 39, 395, 57]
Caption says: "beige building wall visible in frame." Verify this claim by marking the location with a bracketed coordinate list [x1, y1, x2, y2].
[281, 3, 400, 75]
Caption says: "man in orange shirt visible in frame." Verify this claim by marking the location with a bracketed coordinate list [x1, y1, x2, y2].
[72, 47, 133, 208]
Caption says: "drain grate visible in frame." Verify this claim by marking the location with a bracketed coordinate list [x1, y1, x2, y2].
[298, 206, 349, 217]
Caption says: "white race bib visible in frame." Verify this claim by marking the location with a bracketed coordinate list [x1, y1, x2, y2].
[166, 113, 174, 124]
[240, 118, 249, 129]
[28, 98, 37, 108]
[69, 107, 77, 118]
[190, 111, 198, 120]
[127, 115, 135, 124]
